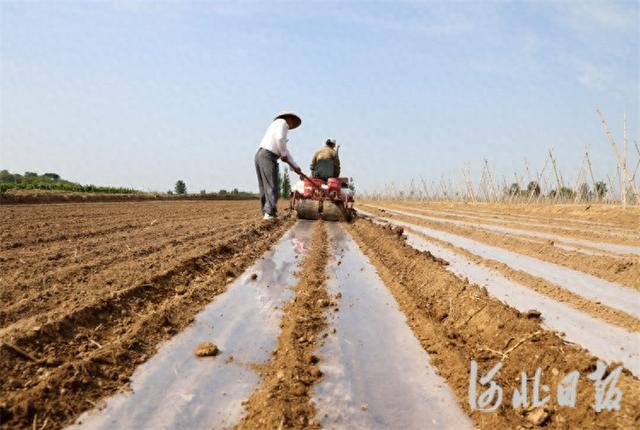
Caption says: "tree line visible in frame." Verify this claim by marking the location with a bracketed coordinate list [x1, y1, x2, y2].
[0, 170, 137, 194]
[171, 180, 256, 198]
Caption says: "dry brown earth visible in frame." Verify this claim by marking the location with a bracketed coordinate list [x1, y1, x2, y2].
[348, 217, 640, 429]
[0, 200, 291, 429]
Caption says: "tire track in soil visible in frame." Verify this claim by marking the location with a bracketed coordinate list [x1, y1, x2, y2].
[368, 205, 640, 291]
[0, 216, 293, 430]
[237, 221, 330, 430]
[346, 218, 640, 429]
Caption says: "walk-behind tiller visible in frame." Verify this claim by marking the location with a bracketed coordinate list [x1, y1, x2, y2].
[288, 168, 354, 222]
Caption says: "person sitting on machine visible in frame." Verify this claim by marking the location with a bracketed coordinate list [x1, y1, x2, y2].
[310, 138, 340, 181]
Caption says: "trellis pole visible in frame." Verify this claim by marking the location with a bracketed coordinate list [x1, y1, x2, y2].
[631, 142, 640, 183]
[420, 177, 430, 201]
[622, 113, 628, 205]
[596, 109, 639, 203]
[532, 155, 549, 203]
[549, 150, 563, 202]
[464, 166, 476, 202]
[484, 159, 499, 202]
[585, 151, 596, 190]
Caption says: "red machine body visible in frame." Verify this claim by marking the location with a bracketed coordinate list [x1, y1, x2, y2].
[291, 176, 355, 221]
[301, 177, 352, 201]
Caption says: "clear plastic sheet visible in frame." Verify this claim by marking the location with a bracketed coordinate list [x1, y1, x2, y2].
[312, 223, 473, 430]
[70, 221, 314, 430]
[359, 209, 640, 319]
[403, 231, 640, 377]
[369, 205, 640, 256]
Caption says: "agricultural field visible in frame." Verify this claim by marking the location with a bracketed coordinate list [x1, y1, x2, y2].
[1, 199, 638, 429]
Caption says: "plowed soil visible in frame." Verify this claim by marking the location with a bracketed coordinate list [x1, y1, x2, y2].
[0, 200, 292, 430]
[360, 205, 640, 332]
[3, 198, 639, 430]
[237, 221, 330, 430]
[347, 217, 640, 429]
[401, 201, 640, 230]
[368, 204, 640, 290]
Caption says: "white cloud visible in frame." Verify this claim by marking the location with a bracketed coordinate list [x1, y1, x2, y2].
[336, 3, 478, 37]
[574, 59, 613, 90]
[553, 0, 638, 34]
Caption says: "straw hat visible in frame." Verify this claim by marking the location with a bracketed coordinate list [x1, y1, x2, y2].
[274, 111, 302, 129]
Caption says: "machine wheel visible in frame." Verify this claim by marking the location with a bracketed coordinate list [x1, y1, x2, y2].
[321, 201, 347, 222]
[296, 200, 321, 220]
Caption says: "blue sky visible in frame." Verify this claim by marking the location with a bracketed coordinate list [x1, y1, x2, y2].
[1, 0, 638, 193]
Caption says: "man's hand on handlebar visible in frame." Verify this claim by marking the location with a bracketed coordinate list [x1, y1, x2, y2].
[280, 155, 302, 176]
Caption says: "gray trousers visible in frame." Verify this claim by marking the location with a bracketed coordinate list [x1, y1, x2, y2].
[255, 148, 279, 216]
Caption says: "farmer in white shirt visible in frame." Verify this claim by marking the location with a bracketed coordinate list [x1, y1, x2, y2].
[255, 111, 303, 220]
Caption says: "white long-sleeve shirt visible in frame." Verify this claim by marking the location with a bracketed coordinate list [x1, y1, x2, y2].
[259, 118, 300, 170]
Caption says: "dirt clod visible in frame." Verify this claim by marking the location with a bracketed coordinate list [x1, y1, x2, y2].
[348, 215, 640, 430]
[194, 342, 219, 357]
[238, 222, 330, 430]
[0, 200, 293, 430]
[526, 408, 549, 426]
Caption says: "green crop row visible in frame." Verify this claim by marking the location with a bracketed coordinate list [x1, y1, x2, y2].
[0, 182, 138, 194]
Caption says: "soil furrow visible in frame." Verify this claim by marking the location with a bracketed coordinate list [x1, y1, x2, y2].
[396, 205, 640, 240]
[446, 206, 640, 230]
[237, 221, 330, 430]
[367, 205, 640, 290]
[0, 214, 292, 430]
[347, 217, 640, 429]
[0, 204, 255, 251]
[0, 221, 258, 328]
[360, 208, 640, 331]
[388, 201, 640, 230]
[367, 204, 640, 254]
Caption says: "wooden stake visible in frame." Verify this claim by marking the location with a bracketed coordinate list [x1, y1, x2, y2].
[534, 155, 550, 203]
[420, 177, 430, 201]
[607, 174, 616, 203]
[484, 159, 498, 202]
[623, 112, 627, 205]
[585, 151, 596, 190]
[632, 142, 640, 184]
[464, 166, 477, 202]
[549, 150, 563, 201]
[596, 109, 639, 203]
